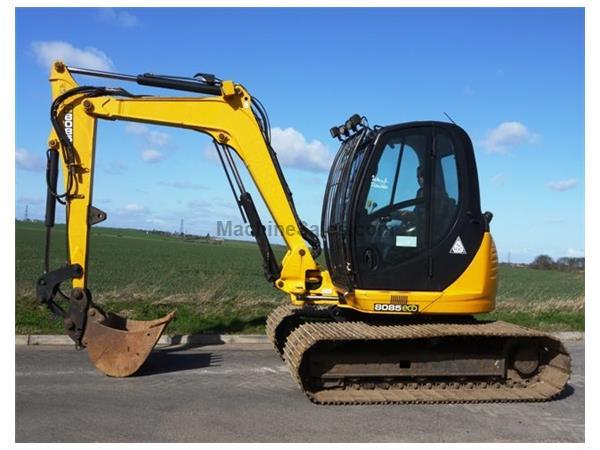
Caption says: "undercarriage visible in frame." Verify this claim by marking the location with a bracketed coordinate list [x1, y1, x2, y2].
[267, 305, 570, 404]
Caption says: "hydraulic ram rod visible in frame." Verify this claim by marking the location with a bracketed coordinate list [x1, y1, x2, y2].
[65, 66, 138, 82]
[66, 66, 222, 95]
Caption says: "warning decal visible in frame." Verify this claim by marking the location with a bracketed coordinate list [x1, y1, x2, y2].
[450, 236, 467, 254]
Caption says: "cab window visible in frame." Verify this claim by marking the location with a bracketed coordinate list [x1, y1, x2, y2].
[431, 133, 460, 243]
[357, 132, 428, 266]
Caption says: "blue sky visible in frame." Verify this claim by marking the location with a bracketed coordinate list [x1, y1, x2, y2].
[15, 7, 584, 263]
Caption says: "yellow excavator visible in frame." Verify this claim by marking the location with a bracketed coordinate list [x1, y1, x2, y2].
[36, 61, 570, 404]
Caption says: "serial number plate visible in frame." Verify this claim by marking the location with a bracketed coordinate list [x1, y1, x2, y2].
[374, 303, 419, 313]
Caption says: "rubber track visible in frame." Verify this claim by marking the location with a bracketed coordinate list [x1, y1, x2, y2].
[282, 320, 571, 405]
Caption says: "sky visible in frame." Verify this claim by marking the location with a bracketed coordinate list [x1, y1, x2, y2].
[15, 7, 584, 263]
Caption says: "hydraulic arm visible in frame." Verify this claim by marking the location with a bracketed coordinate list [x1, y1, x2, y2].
[37, 61, 335, 376]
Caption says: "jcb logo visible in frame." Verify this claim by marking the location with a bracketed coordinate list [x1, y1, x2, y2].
[374, 303, 419, 313]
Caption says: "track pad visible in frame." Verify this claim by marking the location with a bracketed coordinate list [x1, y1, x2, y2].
[83, 309, 175, 377]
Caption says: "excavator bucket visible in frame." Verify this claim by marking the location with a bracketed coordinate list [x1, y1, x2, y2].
[82, 308, 176, 377]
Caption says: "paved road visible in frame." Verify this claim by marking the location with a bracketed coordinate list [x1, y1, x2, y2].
[16, 341, 584, 442]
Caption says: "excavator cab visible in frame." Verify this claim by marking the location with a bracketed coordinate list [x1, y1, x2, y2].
[322, 121, 489, 293]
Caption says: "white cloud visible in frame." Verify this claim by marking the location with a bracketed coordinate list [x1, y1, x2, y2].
[17, 196, 43, 205]
[567, 248, 584, 257]
[146, 217, 170, 227]
[118, 203, 148, 215]
[98, 8, 139, 28]
[547, 178, 577, 192]
[201, 127, 333, 172]
[126, 124, 172, 163]
[125, 123, 171, 148]
[16, 148, 44, 172]
[188, 199, 212, 209]
[462, 86, 475, 96]
[480, 122, 540, 154]
[202, 145, 220, 163]
[124, 204, 144, 212]
[159, 181, 208, 191]
[111, 203, 160, 228]
[270, 127, 333, 172]
[31, 41, 114, 71]
[491, 173, 506, 186]
[104, 160, 128, 175]
[141, 149, 166, 163]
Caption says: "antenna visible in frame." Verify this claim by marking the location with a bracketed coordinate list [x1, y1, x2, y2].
[443, 112, 457, 125]
[24, 204, 29, 221]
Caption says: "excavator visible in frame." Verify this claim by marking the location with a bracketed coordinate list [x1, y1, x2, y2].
[36, 61, 570, 404]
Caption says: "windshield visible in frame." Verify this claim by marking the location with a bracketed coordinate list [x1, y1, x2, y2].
[321, 129, 373, 288]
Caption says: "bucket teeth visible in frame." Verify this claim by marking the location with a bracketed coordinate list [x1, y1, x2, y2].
[83, 310, 175, 377]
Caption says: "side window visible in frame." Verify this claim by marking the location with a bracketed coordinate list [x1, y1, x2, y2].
[432, 133, 460, 243]
[393, 137, 423, 204]
[364, 141, 400, 214]
[343, 146, 368, 223]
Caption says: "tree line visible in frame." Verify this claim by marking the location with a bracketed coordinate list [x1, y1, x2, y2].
[530, 255, 585, 271]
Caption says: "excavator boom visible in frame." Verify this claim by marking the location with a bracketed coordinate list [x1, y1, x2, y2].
[38, 61, 334, 376]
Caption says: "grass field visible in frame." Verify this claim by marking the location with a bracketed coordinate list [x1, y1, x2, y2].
[15, 220, 584, 334]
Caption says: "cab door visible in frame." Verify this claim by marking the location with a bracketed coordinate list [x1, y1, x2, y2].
[350, 122, 484, 291]
[427, 123, 485, 290]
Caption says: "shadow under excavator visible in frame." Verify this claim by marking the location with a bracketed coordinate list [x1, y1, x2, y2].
[134, 348, 223, 376]
[166, 335, 227, 348]
[131, 316, 268, 376]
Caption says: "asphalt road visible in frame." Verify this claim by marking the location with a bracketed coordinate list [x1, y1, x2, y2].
[16, 340, 584, 442]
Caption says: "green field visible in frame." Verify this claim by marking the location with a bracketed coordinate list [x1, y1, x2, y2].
[15, 220, 584, 334]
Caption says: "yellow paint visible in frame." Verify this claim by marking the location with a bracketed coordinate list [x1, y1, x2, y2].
[48, 63, 97, 289]
[328, 233, 497, 315]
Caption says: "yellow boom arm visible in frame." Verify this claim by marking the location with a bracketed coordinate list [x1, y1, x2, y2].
[37, 61, 335, 376]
